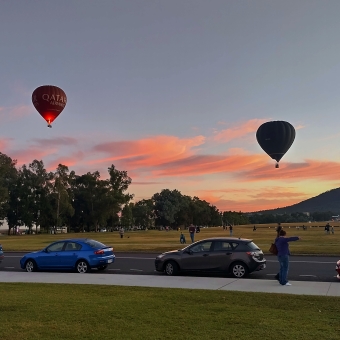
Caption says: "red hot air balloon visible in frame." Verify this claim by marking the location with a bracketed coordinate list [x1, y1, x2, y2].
[32, 85, 67, 127]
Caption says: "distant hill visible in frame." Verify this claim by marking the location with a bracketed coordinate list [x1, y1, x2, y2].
[254, 188, 340, 215]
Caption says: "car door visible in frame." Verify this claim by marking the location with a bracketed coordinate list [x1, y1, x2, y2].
[35, 241, 66, 269]
[57, 242, 82, 268]
[209, 241, 234, 271]
[180, 241, 213, 271]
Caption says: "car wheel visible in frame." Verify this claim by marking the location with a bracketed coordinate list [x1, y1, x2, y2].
[25, 259, 37, 272]
[76, 260, 90, 273]
[97, 265, 108, 271]
[164, 261, 179, 276]
[230, 262, 248, 278]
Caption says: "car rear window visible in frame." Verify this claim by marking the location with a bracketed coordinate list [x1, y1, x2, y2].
[246, 241, 260, 250]
[84, 240, 106, 249]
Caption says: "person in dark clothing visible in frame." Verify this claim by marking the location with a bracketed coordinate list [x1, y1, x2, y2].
[275, 229, 300, 286]
[188, 224, 196, 243]
[229, 224, 233, 236]
[180, 232, 186, 244]
[274, 224, 282, 281]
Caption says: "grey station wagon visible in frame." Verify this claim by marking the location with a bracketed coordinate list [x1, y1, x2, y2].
[155, 237, 266, 278]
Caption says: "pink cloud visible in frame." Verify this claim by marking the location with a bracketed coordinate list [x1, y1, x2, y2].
[197, 187, 309, 212]
[213, 197, 304, 213]
[152, 153, 267, 177]
[240, 160, 340, 182]
[10, 148, 56, 166]
[0, 105, 33, 122]
[213, 119, 268, 143]
[0, 138, 12, 152]
[46, 151, 85, 171]
[91, 135, 206, 166]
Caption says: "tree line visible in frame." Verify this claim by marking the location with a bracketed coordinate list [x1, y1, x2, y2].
[0, 153, 226, 234]
[0, 152, 334, 235]
[248, 211, 337, 224]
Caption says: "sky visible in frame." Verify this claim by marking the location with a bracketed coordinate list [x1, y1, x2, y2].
[1, 1, 340, 213]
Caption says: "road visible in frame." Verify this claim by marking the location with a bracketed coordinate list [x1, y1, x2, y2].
[1, 252, 339, 282]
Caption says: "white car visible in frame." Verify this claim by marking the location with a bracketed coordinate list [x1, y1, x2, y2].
[336, 260, 340, 279]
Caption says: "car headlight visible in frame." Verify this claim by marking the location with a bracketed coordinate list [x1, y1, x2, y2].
[157, 254, 165, 259]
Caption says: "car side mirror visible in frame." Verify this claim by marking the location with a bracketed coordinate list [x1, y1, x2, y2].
[185, 249, 193, 255]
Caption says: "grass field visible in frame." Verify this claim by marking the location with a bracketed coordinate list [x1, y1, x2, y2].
[0, 222, 339, 254]
[1, 283, 340, 340]
[2, 225, 340, 340]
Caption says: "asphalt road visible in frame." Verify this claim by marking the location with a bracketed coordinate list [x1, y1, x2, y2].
[1, 252, 339, 282]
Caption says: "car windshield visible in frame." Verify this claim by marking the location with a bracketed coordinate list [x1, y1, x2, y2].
[84, 239, 106, 249]
[246, 241, 260, 250]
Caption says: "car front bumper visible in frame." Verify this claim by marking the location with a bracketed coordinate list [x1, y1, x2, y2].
[155, 259, 164, 272]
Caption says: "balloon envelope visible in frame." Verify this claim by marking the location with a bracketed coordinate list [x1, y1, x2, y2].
[32, 85, 67, 127]
[256, 121, 295, 164]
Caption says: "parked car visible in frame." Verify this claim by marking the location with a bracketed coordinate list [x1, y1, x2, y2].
[155, 237, 266, 278]
[20, 238, 115, 273]
[336, 260, 340, 279]
[0, 244, 3, 264]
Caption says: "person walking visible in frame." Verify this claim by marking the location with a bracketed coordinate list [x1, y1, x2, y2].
[188, 224, 196, 243]
[275, 229, 300, 286]
[119, 227, 124, 239]
[229, 224, 233, 236]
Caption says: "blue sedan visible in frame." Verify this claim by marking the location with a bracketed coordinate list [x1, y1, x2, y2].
[20, 238, 115, 273]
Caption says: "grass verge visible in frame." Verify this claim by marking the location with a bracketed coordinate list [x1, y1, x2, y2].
[1, 283, 340, 340]
[1, 223, 340, 254]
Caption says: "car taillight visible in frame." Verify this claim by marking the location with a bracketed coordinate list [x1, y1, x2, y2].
[94, 249, 104, 255]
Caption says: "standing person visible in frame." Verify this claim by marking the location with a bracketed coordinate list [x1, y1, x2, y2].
[253, 225, 257, 231]
[274, 224, 282, 281]
[180, 232, 186, 244]
[188, 224, 195, 243]
[119, 227, 124, 239]
[325, 223, 330, 234]
[229, 224, 233, 236]
[275, 229, 300, 286]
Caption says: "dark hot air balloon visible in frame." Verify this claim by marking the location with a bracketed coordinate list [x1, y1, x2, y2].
[32, 85, 67, 127]
[256, 121, 295, 168]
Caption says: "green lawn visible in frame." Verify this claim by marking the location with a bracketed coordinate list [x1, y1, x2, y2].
[1, 223, 339, 254]
[1, 283, 340, 340]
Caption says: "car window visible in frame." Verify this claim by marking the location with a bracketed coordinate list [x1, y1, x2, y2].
[190, 241, 212, 253]
[213, 241, 233, 251]
[65, 242, 82, 251]
[246, 242, 260, 250]
[231, 242, 239, 249]
[47, 242, 65, 252]
[84, 239, 106, 249]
